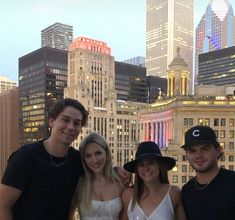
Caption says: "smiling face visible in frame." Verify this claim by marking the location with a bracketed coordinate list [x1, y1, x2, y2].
[83, 142, 107, 175]
[186, 143, 221, 173]
[137, 158, 160, 183]
[49, 106, 83, 146]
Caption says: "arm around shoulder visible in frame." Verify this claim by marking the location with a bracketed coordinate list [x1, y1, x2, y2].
[119, 187, 133, 220]
[0, 184, 22, 220]
[170, 185, 188, 220]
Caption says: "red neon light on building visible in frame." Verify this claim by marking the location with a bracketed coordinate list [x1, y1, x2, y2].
[70, 36, 111, 55]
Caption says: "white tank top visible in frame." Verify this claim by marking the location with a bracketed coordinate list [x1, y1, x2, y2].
[79, 197, 122, 220]
[127, 186, 175, 220]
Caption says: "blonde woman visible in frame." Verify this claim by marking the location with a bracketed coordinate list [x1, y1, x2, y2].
[70, 132, 123, 220]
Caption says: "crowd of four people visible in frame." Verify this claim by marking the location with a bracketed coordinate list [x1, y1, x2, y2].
[0, 98, 235, 220]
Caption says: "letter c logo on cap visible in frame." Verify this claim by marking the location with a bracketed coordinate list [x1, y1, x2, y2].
[192, 130, 200, 137]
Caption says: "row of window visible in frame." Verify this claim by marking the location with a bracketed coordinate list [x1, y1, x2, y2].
[184, 118, 235, 127]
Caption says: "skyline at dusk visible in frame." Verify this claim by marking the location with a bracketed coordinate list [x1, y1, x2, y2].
[1, 0, 235, 81]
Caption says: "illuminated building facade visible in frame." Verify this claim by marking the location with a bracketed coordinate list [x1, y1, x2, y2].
[0, 76, 16, 93]
[41, 22, 73, 50]
[198, 46, 235, 86]
[0, 88, 19, 177]
[146, 0, 193, 92]
[19, 47, 68, 144]
[195, 0, 235, 87]
[139, 50, 235, 187]
[65, 37, 145, 165]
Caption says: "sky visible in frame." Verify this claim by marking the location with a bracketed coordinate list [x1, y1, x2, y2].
[1, 0, 235, 82]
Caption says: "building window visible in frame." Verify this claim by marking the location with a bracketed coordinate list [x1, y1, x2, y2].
[189, 118, 193, 125]
[221, 155, 225, 161]
[220, 165, 225, 169]
[172, 165, 178, 172]
[214, 118, 219, 126]
[214, 130, 219, 138]
[205, 118, 210, 126]
[221, 118, 226, 126]
[184, 118, 193, 126]
[229, 130, 234, 138]
[172, 175, 178, 183]
[182, 155, 187, 161]
[198, 118, 203, 125]
[229, 155, 234, 162]
[229, 119, 234, 127]
[229, 165, 234, 171]
[229, 142, 234, 150]
[220, 130, 225, 138]
[182, 176, 187, 183]
[173, 155, 178, 161]
[182, 165, 187, 172]
[220, 142, 225, 149]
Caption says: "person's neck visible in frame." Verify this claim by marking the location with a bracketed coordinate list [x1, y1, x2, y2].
[144, 179, 163, 192]
[196, 165, 220, 184]
[93, 172, 105, 182]
[44, 137, 69, 157]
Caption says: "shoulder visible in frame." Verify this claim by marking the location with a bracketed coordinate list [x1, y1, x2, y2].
[182, 177, 195, 192]
[8, 140, 43, 161]
[169, 185, 181, 202]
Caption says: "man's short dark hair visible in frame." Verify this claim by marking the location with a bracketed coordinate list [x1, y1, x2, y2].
[48, 98, 89, 126]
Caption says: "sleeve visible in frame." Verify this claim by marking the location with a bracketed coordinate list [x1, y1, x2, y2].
[1, 146, 33, 190]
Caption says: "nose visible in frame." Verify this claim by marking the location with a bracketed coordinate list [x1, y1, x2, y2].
[67, 121, 75, 129]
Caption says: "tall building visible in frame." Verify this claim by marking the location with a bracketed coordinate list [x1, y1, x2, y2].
[195, 0, 235, 87]
[64, 37, 144, 166]
[0, 88, 19, 177]
[198, 46, 235, 86]
[115, 61, 147, 103]
[41, 22, 73, 50]
[0, 76, 16, 93]
[19, 47, 68, 144]
[146, 0, 193, 92]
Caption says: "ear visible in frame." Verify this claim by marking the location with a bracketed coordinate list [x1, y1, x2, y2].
[48, 118, 55, 127]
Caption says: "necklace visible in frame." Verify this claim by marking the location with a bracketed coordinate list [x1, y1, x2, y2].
[194, 178, 210, 190]
[50, 153, 68, 167]
[44, 140, 69, 167]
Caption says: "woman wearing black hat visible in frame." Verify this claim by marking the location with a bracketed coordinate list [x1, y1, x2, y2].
[120, 141, 187, 220]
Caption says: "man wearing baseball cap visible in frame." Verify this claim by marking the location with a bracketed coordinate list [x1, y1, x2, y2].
[181, 125, 235, 220]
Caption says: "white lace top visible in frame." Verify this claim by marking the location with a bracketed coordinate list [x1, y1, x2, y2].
[79, 197, 122, 220]
[127, 186, 175, 220]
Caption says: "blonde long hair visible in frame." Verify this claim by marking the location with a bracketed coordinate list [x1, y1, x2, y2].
[76, 132, 121, 211]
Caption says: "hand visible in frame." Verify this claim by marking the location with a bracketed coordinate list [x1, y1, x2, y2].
[114, 166, 132, 188]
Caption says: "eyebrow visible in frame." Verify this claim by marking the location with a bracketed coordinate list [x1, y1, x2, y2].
[61, 114, 82, 121]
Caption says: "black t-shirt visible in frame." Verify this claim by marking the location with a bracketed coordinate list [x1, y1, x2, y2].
[182, 168, 235, 220]
[1, 140, 84, 220]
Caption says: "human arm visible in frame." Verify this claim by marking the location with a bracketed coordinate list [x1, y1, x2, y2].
[170, 185, 188, 220]
[0, 184, 22, 220]
[119, 187, 133, 220]
[114, 166, 132, 188]
[68, 183, 79, 220]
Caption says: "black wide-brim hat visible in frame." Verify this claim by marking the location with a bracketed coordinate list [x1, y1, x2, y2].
[123, 141, 176, 173]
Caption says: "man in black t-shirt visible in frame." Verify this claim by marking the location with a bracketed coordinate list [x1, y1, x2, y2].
[181, 125, 235, 220]
[0, 98, 89, 220]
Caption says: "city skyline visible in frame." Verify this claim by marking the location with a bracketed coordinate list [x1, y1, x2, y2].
[1, 0, 235, 81]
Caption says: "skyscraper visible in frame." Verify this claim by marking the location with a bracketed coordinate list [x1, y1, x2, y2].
[195, 0, 235, 87]
[146, 0, 193, 92]
[41, 22, 73, 50]
[19, 47, 68, 144]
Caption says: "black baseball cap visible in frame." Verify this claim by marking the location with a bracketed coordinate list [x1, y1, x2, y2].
[181, 125, 219, 149]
